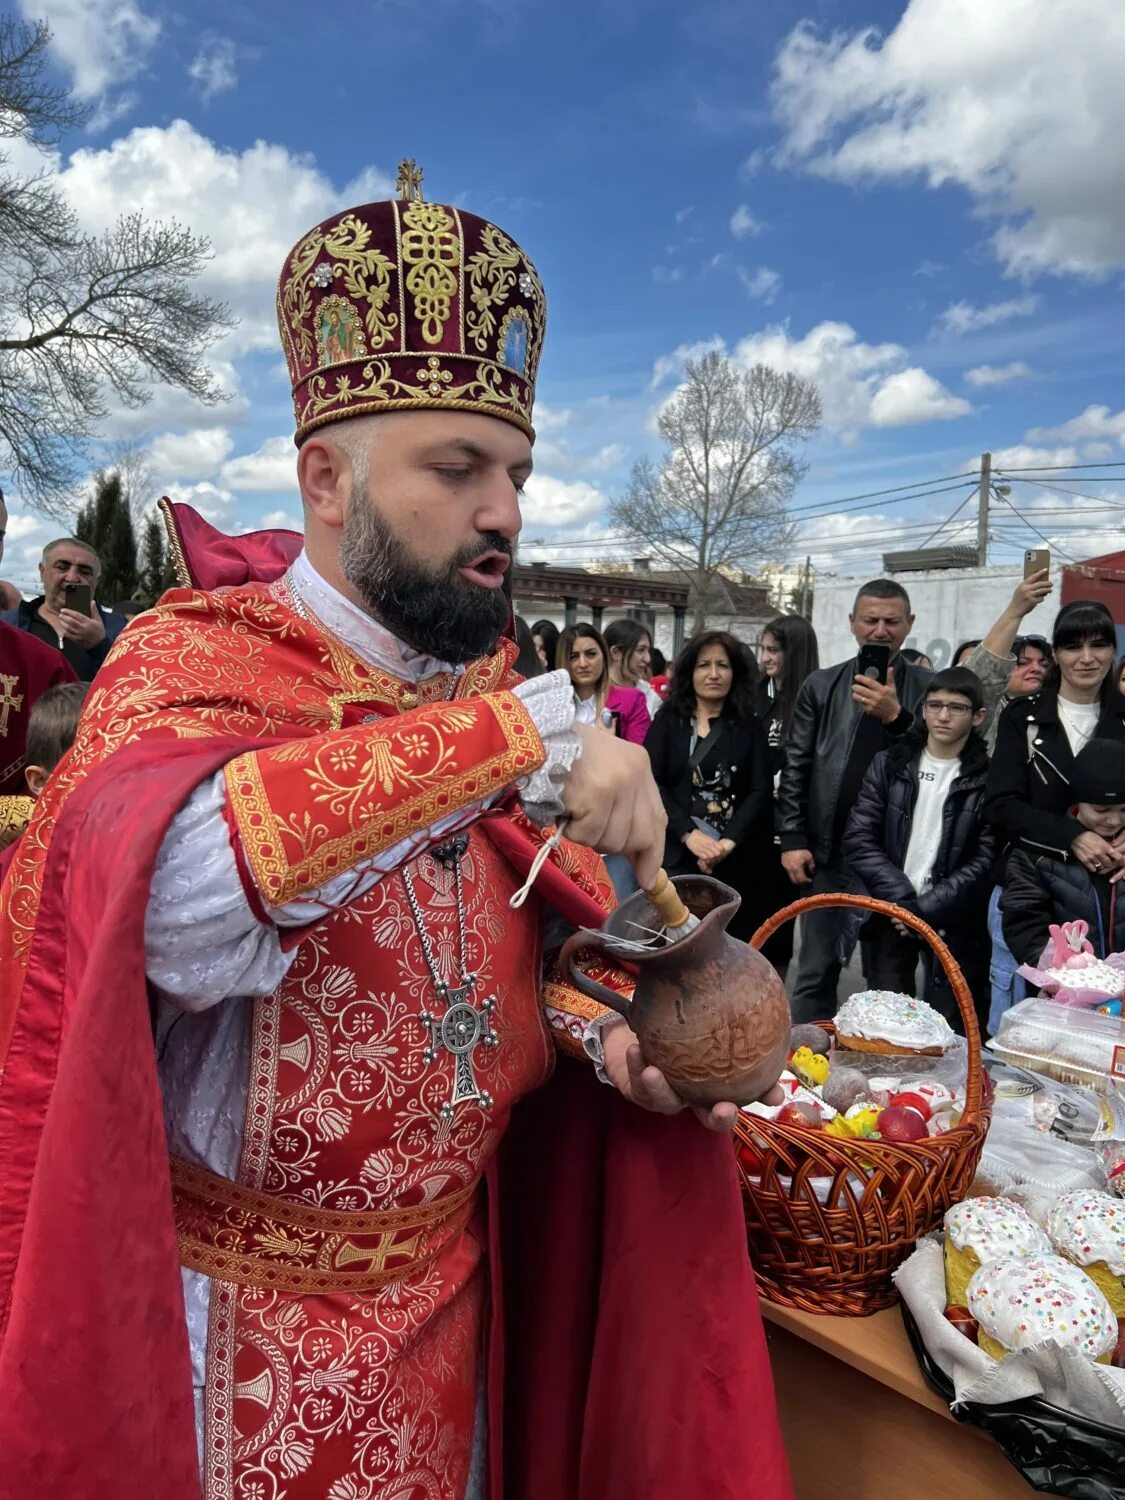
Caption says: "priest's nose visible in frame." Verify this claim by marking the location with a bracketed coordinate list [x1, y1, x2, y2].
[473, 476, 523, 545]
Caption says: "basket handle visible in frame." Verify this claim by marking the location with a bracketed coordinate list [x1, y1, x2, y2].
[750, 892, 983, 1121]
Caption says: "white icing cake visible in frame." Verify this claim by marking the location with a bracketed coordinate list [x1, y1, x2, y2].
[834, 990, 955, 1052]
[946, 1197, 1051, 1263]
[967, 1253, 1117, 1359]
[1042, 959, 1125, 996]
[1047, 1190, 1125, 1275]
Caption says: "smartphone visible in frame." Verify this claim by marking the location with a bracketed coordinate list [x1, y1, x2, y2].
[64, 582, 93, 616]
[856, 643, 890, 684]
[1024, 547, 1050, 580]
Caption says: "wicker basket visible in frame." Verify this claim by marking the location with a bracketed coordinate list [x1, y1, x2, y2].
[739, 892, 989, 1316]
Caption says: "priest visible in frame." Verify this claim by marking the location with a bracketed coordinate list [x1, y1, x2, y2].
[0, 168, 791, 1500]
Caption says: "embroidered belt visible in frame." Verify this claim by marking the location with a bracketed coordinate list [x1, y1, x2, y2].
[170, 1156, 477, 1295]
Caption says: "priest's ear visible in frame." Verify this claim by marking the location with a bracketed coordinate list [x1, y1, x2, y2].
[25, 763, 50, 797]
[298, 416, 376, 532]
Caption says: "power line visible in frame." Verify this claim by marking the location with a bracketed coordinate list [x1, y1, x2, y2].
[993, 460, 1125, 473]
[993, 492, 1080, 563]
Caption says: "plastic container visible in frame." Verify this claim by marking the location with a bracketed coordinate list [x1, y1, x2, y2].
[989, 996, 1125, 1095]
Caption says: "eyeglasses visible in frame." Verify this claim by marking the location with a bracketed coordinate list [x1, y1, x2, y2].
[923, 700, 974, 719]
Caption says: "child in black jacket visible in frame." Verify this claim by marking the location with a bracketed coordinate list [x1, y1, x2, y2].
[843, 668, 997, 1028]
[1002, 738, 1125, 968]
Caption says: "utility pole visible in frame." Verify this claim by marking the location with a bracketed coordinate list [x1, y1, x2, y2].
[800, 554, 811, 617]
[977, 451, 991, 566]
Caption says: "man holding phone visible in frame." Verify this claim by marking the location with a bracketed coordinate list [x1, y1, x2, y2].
[0, 536, 126, 680]
[777, 578, 932, 1021]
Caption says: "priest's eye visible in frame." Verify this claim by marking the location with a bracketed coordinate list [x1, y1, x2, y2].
[434, 466, 472, 482]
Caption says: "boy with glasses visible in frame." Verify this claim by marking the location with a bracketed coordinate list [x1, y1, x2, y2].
[843, 668, 997, 1027]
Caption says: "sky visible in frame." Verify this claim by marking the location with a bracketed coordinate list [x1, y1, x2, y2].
[5, 0, 1125, 595]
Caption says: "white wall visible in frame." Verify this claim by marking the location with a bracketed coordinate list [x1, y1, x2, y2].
[812, 567, 1057, 670]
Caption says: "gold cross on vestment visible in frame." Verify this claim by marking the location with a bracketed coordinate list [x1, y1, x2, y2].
[396, 158, 424, 201]
[0, 674, 23, 738]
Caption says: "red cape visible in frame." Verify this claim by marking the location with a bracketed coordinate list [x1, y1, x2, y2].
[0, 621, 78, 795]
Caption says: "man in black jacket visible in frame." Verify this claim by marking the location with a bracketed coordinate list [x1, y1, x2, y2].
[843, 668, 996, 1027]
[1002, 738, 1125, 969]
[778, 578, 931, 1021]
[0, 536, 126, 681]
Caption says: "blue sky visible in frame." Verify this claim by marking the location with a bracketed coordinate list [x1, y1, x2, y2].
[5, 0, 1125, 593]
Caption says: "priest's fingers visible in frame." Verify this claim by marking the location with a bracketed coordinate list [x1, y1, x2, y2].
[629, 773, 667, 892]
[692, 1102, 739, 1133]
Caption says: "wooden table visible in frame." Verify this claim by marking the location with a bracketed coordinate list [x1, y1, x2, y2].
[762, 1300, 1034, 1499]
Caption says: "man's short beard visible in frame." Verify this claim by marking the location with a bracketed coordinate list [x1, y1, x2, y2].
[338, 488, 510, 665]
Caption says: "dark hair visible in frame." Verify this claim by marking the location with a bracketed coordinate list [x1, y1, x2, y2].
[513, 615, 542, 678]
[603, 618, 652, 672]
[852, 578, 911, 615]
[1013, 634, 1052, 662]
[1045, 600, 1118, 704]
[900, 647, 932, 667]
[664, 630, 759, 723]
[1117, 653, 1125, 687]
[924, 666, 983, 715]
[25, 682, 89, 772]
[530, 619, 559, 671]
[760, 614, 820, 740]
[558, 622, 610, 705]
[650, 646, 667, 676]
[953, 639, 981, 665]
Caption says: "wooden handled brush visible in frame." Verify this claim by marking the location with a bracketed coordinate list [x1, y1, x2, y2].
[647, 870, 700, 942]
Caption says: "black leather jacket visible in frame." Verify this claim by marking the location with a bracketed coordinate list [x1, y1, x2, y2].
[1002, 847, 1125, 968]
[776, 653, 931, 866]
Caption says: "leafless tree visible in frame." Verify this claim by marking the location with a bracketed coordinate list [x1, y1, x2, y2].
[612, 352, 821, 632]
[0, 19, 234, 517]
[107, 438, 156, 519]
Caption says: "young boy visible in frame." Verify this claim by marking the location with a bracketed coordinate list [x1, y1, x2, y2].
[0, 681, 88, 860]
[1002, 738, 1125, 969]
[843, 667, 997, 1026]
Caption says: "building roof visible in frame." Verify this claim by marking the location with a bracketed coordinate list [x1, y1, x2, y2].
[511, 562, 770, 615]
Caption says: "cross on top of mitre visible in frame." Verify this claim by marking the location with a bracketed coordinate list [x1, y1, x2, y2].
[396, 159, 424, 202]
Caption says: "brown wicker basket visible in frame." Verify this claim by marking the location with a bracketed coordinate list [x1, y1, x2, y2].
[739, 892, 989, 1316]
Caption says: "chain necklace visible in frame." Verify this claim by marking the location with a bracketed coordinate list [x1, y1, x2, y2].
[1059, 697, 1097, 750]
[401, 838, 499, 1121]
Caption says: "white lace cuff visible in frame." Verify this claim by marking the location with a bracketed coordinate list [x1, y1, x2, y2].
[583, 1010, 630, 1086]
[512, 669, 580, 825]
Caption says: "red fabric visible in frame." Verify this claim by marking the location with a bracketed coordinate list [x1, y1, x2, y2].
[162, 500, 303, 589]
[0, 622, 78, 794]
[0, 742, 791, 1500]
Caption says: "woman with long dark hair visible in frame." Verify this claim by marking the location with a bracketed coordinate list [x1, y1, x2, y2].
[558, 622, 651, 743]
[985, 599, 1125, 1025]
[530, 619, 560, 674]
[645, 631, 772, 943]
[604, 617, 662, 717]
[754, 615, 820, 971]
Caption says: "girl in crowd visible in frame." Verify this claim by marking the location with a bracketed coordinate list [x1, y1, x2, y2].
[645, 631, 772, 944]
[604, 617, 662, 717]
[530, 619, 560, 675]
[558, 622, 651, 743]
[756, 615, 820, 972]
[513, 616, 543, 679]
[985, 600, 1125, 1027]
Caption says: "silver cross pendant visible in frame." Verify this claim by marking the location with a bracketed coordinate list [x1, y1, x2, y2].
[419, 979, 500, 1119]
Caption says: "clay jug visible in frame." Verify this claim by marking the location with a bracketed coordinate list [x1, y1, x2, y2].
[558, 873, 791, 1107]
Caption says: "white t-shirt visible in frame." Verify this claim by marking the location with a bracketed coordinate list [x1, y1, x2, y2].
[1058, 698, 1099, 758]
[903, 750, 961, 895]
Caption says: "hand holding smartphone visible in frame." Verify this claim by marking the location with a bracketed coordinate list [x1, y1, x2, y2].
[856, 643, 891, 684]
[63, 582, 93, 616]
[1023, 547, 1050, 580]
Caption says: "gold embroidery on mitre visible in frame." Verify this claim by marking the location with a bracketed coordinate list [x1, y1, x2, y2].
[279, 215, 399, 373]
[466, 223, 521, 353]
[399, 199, 461, 345]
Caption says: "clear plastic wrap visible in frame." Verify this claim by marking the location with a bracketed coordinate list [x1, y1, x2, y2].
[989, 996, 1125, 1094]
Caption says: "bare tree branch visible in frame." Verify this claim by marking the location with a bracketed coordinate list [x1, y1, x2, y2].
[0, 19, 235, 517]
[611, 352, 821, 631]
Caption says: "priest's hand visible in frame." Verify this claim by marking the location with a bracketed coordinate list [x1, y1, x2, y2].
[563, 725, 667, 890]
[601, 1020, 784, 1133]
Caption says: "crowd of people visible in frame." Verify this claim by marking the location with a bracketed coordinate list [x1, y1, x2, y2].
[507, 561, 1125, 1042]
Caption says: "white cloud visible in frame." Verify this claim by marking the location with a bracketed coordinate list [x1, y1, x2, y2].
[220, 436, 296, 493]
[770, 1, 1125, 279]
[257, 509, 301, 531]
[1028, 404, 1125, 446]
[731, 319, 970, 437]
[532, 404, 573, 433]
[189, 37, 238, 101]
[650, 336, 725, 390]
[520, 474, 607, 530]
[652, 265, 684, 285]
[148, 428, 234, 482]
[937, 296, 1039, 337]
[675, 205, 695, 224]
[738, 265, 781, 303]
[730, 204, 762, 238]
[24, 0, 160, 100]
[869, 368, 973, 427]
[55, 121, 393, 347]
[964, 361, 1033, 388]
[914, 259, 945, 278]
[163, 480, 236, 529]
[987, 443, 1081, 470]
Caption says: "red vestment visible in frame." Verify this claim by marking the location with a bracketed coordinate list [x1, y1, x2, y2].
[0, 620, 77, 795]
[0, 572, 791, 1500]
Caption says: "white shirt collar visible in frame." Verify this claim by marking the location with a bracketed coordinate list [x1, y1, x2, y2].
[287, 549, 461, 684]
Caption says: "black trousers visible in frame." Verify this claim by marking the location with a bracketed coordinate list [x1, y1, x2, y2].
[861, 915, 922, 994]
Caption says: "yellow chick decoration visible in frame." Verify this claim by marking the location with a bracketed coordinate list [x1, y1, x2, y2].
[824, 1115, 860, 1139]
[790, 1046, 830, 1088]
[843, 1105, 880, 1139]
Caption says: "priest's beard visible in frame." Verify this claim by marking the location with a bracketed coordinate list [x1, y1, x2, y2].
[338, 493, 511, 665]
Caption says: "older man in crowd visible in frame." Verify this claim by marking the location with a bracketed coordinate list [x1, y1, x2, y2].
[778, 578, 932, 1022]
[1, 535, 126, 680]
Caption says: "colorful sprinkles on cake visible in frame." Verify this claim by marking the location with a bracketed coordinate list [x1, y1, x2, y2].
[967, 1253, 1117, 1359]
[1047, 1191, 1125, 1275]
[835, 990, 955, 1051]
[946, 1197, 1050, 1262]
